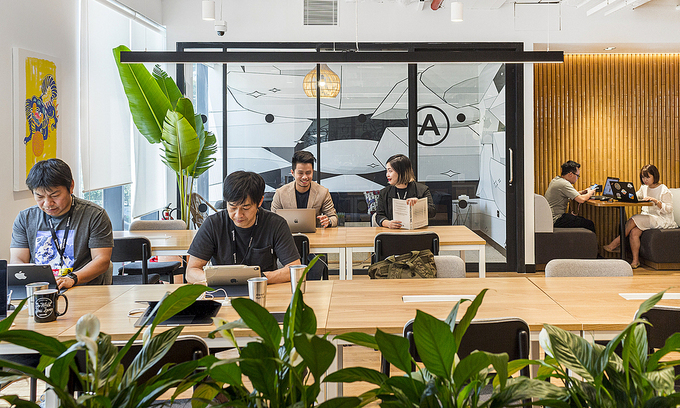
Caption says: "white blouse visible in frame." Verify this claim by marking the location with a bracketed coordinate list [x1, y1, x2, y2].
[633, 184, 677, 230]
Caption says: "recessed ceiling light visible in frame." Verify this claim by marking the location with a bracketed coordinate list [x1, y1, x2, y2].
[604, 46, 616, 51]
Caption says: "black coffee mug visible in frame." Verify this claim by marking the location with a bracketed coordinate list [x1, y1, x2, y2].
[33, 289, 68, 323]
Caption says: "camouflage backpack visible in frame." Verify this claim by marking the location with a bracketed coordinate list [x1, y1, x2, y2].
[368, 249, 437, 279]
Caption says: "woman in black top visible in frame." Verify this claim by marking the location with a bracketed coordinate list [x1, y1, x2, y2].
[375, 154, 436, 229]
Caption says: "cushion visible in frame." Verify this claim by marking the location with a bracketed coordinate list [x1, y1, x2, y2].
[545, 259, 633, 277]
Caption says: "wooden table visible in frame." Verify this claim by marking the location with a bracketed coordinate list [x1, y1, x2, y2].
[113, 230, 196, 256]
[305, 228, 347, 280]
[528, 275, 680, 340]
[342, 226, 487, 279]
[585, 200, 652, 260]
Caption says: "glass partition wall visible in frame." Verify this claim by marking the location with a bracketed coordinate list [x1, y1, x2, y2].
[178, 43, 524, 273]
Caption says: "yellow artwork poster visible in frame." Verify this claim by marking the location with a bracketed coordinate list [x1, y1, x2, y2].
[24, 56, 58, 177]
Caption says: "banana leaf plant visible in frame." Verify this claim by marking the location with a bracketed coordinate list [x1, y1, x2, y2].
[322, 289, 566, 408]
[190, 256, 340, 408]
[515, 289, 680, 408]
[0, 285, 213, 408]
[113, 45, 217, 228]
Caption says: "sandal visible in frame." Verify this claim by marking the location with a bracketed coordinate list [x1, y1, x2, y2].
[603, 245, 620, 253]
[630, 262, 640, 269]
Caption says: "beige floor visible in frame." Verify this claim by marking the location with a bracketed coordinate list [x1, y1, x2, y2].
[2, 265, 676, 405]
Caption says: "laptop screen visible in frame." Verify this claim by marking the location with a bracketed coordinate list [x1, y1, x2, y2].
[603, 177, 619, 197]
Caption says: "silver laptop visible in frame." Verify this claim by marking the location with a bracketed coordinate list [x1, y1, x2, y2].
[276, 208, 317, 233]
[8, 264, 57, 299]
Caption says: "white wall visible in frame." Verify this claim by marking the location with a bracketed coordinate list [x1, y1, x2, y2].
[0, 0, 162, 261]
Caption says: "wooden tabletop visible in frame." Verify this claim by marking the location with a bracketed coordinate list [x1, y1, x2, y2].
[325, 278, 581, 335]
[343, 225, 486, 247]
[529, 276, 680, 332]
[57, 282, 334, 341]
[305, 227, 347, 249]
[113, 230, 196, 254]
[585, 199, 653, 208]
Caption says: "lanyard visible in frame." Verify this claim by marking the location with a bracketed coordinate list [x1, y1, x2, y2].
[230, 212, 258, 264]
[45, 201, 74, 268]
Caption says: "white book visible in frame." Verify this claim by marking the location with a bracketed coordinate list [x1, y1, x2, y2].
[392, 197, 428, 230]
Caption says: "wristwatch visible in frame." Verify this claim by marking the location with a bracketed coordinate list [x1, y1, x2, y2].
[66, 271, 79, 285]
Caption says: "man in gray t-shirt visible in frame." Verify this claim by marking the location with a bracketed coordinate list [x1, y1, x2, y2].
[544, 160, 596, 233]
[10, 159, 113, 289]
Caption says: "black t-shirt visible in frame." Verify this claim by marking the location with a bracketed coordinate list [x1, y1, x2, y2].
[395, 187, 408, 200]
[233, 224, 254, 264]
[188, 208, 300, 272]
[295, 188, 310, 209]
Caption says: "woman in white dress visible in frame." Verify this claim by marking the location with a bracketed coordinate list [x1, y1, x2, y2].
[603, 164, 677, 268]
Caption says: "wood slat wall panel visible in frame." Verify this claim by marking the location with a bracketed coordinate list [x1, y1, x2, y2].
[535, 54, 680, 255]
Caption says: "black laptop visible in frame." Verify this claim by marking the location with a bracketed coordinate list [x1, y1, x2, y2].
[7, 264, 57, 299]
[134, 299, 222, 327]
[609, 180, 640, 203]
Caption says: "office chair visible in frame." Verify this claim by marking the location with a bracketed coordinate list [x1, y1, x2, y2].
[433, 255, 466, 278]
[372, 231, 439, 264]
[293, 233, 328, 280]
[111, 237, 164, 284]
[381, 318, 531, 378]
[640, 306, 680, 391]
[127, 220, 186, 282]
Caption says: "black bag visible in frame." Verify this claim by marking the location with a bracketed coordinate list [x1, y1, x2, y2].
[368, 249, 437, 279]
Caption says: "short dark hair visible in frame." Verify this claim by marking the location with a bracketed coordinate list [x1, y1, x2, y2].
[640, 164, 660, 185]
[223, 171, 265, 206]
[386, 154, 415, 185]
[292, 151, 315, 170]
[560, 160, 581, 176]
[25, 158, 73, 192]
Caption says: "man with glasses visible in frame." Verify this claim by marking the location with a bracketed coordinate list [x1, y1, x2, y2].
[544, 160, 596, 232]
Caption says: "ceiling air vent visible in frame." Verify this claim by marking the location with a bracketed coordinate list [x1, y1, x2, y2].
[304, 0, 338, 25]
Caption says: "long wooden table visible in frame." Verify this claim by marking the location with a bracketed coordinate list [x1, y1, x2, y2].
[584, 199, 652, 260]
[118, 225, 487, 279]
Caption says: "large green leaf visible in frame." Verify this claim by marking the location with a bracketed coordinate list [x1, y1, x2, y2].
[0, 329, 67, 357]
[209, 361, 243, 386]
[635, 290, 666, 320]
[0, 298, 27, 332]
[121, 326, 183, 386]
[648, 333, 680, 371]
[375, 329, 413, 375]
[151, 285, 209, 331]
[385, 376, 426, 403]
[160, 111, 201, 173]
[643, 368, 676, 395]
[152, 64, 183, 108]
[334, 332, 378, 350]
[452, 351, 492, 388]
[112, 45, 172, 144]
[317, 396, 363, 408]
[324, 367, 388, 385]
[239, 342, 278, 399]
[293, 334, 336, 381]
[189, 131, 217, 178]
[231, 297, 282, 351]
[413, 310, 456, 378]
[490, 376, 569, 408]
[452, 289, 487, 348]
[544, 323, 600, 381]
[0, 395, 41, 408]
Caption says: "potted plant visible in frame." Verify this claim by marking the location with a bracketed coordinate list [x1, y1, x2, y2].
[322, 289, 565, 408]
[190, 257, 341, 408]
[0, 285, 211, 407]
[113, 45, 217, 228]
[525, 290, 680, 408]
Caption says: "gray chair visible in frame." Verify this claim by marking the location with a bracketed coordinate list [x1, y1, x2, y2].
[434, 255, 465, 278]
[545, 258, 633, 277]
[534, 194, 598, 268]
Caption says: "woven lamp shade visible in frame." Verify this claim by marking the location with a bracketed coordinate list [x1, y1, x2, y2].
[303, 64, 341, 98]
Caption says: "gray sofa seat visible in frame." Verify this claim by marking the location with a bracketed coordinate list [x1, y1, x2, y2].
[639, 188, 680, 268]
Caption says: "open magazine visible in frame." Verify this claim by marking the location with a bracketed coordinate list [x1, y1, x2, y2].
[392, 197, 428, 229]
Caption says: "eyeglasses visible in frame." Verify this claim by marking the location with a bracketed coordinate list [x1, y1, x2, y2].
[572, 172, 580, 178]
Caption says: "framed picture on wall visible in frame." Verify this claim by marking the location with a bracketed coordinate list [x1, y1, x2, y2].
[12, 48, 61, 192]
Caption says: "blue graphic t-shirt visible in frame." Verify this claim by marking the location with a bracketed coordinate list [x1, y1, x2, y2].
[10, 197, 114, 283]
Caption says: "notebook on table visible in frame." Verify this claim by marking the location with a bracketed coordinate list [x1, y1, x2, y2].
[592, 176, 619, 200]
[276, 208, 317, 233]
[609, 180, 640, 203]
[204, 265, 262, 297]
[7, 264, 57, 299]
[134, 299, 221, 327]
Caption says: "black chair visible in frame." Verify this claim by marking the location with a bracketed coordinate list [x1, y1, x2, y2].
[381, 318, 531, 378]
[69, 335, 209, 393]
[111, 237, 169, 284]
[640, 306, 680, 391]
[372, 231, 439, 264]
[293, 233, 328, 280]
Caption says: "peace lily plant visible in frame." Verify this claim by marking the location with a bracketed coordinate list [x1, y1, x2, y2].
[113, 45, 217, 228]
